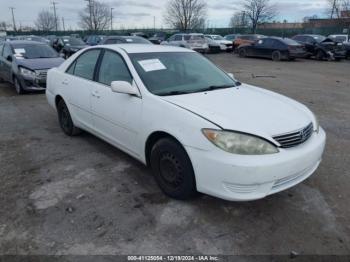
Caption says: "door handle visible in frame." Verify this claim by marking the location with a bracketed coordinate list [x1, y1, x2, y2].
[62, 79, 68, 85]
[91, 90, 100, 98]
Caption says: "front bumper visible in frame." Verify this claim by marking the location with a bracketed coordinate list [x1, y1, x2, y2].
[19, 75, 46, 91]
[186, 128, 326, 201]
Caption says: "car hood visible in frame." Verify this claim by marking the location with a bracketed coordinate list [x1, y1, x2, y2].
[161, 84, 313, 140]
[217, 40, 232, 45]
[16, 57, 65, 70]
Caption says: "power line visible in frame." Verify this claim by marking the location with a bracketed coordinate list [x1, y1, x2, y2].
[9, 7, 17, 31]
[52, 1, 58, 31]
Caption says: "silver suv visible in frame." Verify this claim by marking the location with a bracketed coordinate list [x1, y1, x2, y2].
[161, 33, 209, 53]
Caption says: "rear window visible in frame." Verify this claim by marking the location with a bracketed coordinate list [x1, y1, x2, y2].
[190, 35, 204, 40]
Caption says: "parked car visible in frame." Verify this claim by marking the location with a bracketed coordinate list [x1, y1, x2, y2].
[161, 33, 209, 53]
[328, 34, 349, 43]
[52, 37, 88, 58]
[292, 34, 346, 61]
[205, 37, 221, 53]
[149, 32, 167, 44]
[234, 34, 265, 50]
[328, 34, 350, 59]
[238, 37, 306, 61]
[224, 34, 241, 41]
[85, 35, 105, 46]
[101, 36, 152, 45]
[46, 44, 325, 201]
[0, 40, 64, 94]
[130, 32, 149, 39]
[205, 34, 233, 52]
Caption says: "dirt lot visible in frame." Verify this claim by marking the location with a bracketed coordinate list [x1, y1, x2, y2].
[0, 54, 350, 257]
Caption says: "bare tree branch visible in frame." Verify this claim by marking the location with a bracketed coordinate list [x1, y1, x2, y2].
[164, 0, 207, 31]
[79, 0, 111, 31]
[35, 10, 57, 31]
[242, 0, 277, 33]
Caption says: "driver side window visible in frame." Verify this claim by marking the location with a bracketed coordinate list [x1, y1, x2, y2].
[97, 50, 132, 85]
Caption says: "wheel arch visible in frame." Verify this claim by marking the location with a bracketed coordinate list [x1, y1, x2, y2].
[144, 131, 186, 167]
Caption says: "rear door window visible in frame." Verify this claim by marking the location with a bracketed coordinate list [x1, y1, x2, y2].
[70, 49, 100, 80]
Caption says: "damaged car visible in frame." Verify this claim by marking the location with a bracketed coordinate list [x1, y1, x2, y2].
[292, 34, 346, 61]
[0, 40, 64, 94]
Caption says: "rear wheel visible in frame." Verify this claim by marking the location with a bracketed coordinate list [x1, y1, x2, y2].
[238, 48, 246, 58]
[272, 51, 281, 61]
[150, 138, 197, 200]
[57, 99, 81, 136]
[14, 77, 24, 95]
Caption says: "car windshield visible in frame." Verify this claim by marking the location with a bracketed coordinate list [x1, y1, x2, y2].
[12, 44, 58, 59]
[64, 38, 85, 45]
[312, 35, 326, 43]
[130, 52, 238, 96]
[212, 35, 225, 40]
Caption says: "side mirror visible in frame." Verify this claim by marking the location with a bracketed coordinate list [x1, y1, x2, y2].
[111, 81, 139, 96]
[6, 55, 12, 62]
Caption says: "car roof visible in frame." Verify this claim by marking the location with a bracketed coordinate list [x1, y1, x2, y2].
[99, 44, 195, 54]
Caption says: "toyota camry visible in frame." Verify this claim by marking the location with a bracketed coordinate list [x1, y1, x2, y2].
[46, 44, 326, 201]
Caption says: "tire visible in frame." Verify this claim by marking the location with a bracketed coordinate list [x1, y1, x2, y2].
[14, 77, 24, 95]
[57, 99, 81, 136]
[316, 50, 325, 61]
[150, 138, 197, 200]
[272, 51, 281, 61]
[238, 48, 246, 58]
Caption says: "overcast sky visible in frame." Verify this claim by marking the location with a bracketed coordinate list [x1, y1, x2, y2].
[0, 0, 328, 30]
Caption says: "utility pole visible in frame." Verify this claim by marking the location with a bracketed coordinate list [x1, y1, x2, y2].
[9, 7, 17, 32]
[52, 1, 58, 31]
[84, 0, 93, 30]
[153, 16, 156, 31]
[62, 17, 65, 31]
[331, 0, 338, 18]
[110, 7, 114, 31]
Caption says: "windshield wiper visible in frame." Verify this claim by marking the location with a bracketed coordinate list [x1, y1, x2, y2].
[157, 90, 190, 96]
[195, 84, 235, 93]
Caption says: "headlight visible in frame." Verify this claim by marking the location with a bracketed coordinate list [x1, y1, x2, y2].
[202, 129, 279, 155]
[19, 67, 36, 78]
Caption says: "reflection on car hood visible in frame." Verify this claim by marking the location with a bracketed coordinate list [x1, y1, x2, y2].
[161, 84, 313, 139]
[67, 45, 87, 49]
[16, 57, 65, 70]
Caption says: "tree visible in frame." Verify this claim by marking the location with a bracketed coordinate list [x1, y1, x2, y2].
[79, 0, 111, 31]
[242, 0, 277, 33]
[0, 21, 10, 31]
[164, 0, 207, 31]
[229, 11, 249, 28]
[35, 10, 58, 31]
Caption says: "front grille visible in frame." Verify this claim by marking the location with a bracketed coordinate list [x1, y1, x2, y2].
[35, 69, 48, 80]
[273, 123, 313, 148]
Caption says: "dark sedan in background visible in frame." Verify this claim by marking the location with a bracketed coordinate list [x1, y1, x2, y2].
[101, 36, 153, 45]
[238, 37, 306, 61]
[0, 40, 64, 94]
[292, 34, 346, 61]
[52, 36, 87, 58]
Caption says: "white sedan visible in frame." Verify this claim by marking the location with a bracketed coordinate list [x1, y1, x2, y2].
[46, 44, 326, 201]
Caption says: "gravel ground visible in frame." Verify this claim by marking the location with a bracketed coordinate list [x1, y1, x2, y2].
[0, 54, 349, 258]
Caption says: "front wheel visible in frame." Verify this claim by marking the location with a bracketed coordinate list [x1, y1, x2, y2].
[57, 99, 81, 136]
[150, 138, 197, 200]
[14, 77, 24, 95]
[316, 50, 325, 60]
[238, 48, 246, 58]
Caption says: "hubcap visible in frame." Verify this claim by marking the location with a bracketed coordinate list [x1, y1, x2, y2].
[159, 152, 183, 189]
